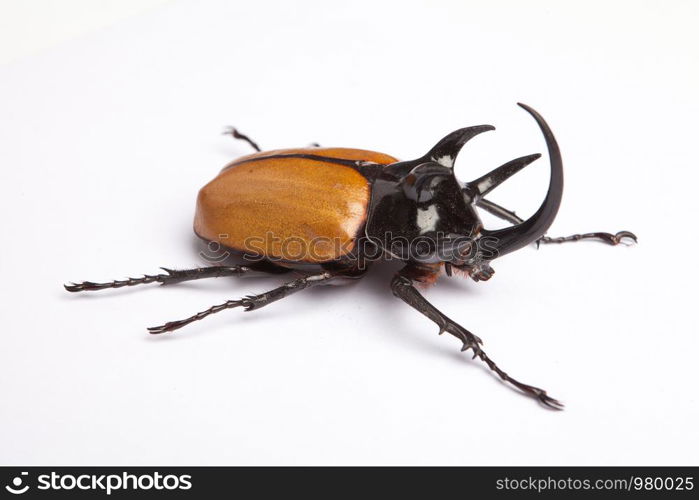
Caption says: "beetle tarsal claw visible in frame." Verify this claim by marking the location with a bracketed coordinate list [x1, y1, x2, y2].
[508, 382, 565, 410]
[507, 379, 564, 410]
[535, 391, 565, 410]
[613, 231, 638, 245]
[64, 282, 82, 292]
[147, 323, 176, 335]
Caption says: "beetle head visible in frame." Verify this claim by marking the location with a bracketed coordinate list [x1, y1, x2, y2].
[366, 104, 563, 278]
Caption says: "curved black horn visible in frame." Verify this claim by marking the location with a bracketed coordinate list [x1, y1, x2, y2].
[480, 103, 564, 257]
[424, 125, 495, 168]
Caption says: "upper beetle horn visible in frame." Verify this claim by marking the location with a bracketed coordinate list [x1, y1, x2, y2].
[480, 103, 564, 258]
[423, 124, 495, 168]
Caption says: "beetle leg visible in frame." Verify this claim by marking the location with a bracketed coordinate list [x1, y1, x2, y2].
[64, 265, 268, 292]
[222, 126, 261, 152]
[476, 198, 637, 246]
[147, 270, 339, 334]
[391, 268, 563, 409]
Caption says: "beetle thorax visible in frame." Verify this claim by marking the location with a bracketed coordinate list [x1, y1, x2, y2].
[366, 164, 484, 266]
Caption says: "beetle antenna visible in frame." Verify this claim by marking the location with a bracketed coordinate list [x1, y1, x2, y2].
[223, 126, 261, 152]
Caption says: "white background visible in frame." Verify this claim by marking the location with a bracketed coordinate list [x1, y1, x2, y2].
[0, 0, 697, 465]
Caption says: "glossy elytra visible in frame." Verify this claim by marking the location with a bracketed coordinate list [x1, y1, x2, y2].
[65, 103, 637, 409]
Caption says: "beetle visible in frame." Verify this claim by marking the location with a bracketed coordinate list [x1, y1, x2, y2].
[65, 103, 636, 408]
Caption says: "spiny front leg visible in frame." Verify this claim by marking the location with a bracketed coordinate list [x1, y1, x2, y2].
[390, 275, 483, 355]
[390, 272, 563, 409]
[148, 271, 337, 334]
[64, 265, 252, 292]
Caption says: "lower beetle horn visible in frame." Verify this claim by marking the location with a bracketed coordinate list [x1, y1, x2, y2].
[479, 103, 564, 258]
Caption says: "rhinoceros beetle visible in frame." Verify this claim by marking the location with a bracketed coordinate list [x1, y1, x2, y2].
[65, 103, 636, 408]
